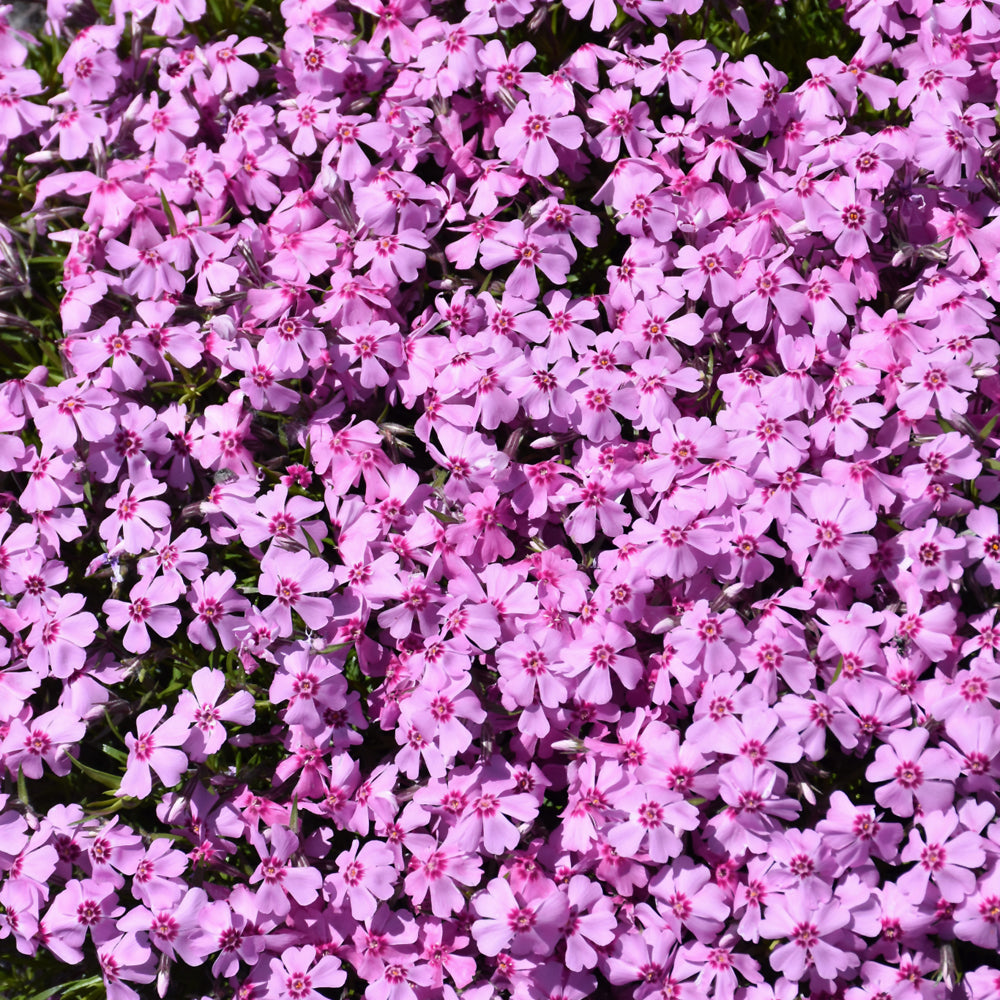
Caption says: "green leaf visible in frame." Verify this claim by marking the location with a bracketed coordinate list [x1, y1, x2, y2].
[159, 190, 179, 237]
[66, 753, 122, 789]
[25, 975, 104, 1000]
[102, 743, 129, 764]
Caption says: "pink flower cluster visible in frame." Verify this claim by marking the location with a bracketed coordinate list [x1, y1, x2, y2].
[1, 0, 1000, 997]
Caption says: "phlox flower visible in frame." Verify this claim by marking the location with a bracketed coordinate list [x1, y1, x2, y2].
[556, 875, 617, 972]
[561, 621, 644, 704]
[731, 255, 805, 331]
[955, 865, 1000, 949]
[759, 886, 859, 984]
[588, 89, 653, 160]
[633, 36, 715, 103]
[42, 876, 124, 962]
[327, 839, 397, 922]
[258, 548, 335, 637]
[781, 484, 877, 580]
[671, 934, 764, 1000]
[709, 758, 801, 855]
[629, 507, 723, 580]
[403, 833, 483, 917]
[865, 727, 962, 818]
[497, 630, 570, 716]
[448, 767, 539, 855]
[206, 35, 266, 95]
[44, 99, 106, 160]
[340, 320, 404, 389]
[118, 706, 190, 799]
[26, 592, 98, 678]
[249, 827, 321, 919]
[479, 219, 572, 300]
[898, 520, 966, 592]
[99, 478, 170, 555]
[117, 883, 213, 966]
[353, 228, 429, 287]
[968, 506, 1000, 586]
[103, 575, 182, 655]
[811, 385, 885, 457]
[175, 667, 254, 759]
[449, 485, 517, 562]
[898, 809, 987, 903]
[897, 350, 977, 419]
[0, 707, 85, 779]
[129, 0, 206, 36]
[136, 527, 208, 586]
[692, 55, 764, 128]
[494, 93, 584, 177]
[883, 597, 957, 661]
[472, 876, 569, 957]
[673, 601, 751, 674]
[18, 445, 82, 513]
[96, 931, 156, 1000]
[648, 857, 730, 943]
[268, 945, 347, 1000]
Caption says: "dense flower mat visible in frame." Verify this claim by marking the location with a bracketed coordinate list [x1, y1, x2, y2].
[1, 0, 1000, 997]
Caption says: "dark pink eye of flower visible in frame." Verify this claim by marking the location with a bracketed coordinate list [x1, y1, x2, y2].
[710, 696, 732, 719]
[507, 906, 536, 932]
[922, 367, 945, 389]
[841, 204, 866, 228]
[708, 70, 733, 95]
[917, 542, 940, 566]
[609, 109, 633, 135]
[791, 922, 819, 947]
[77, 899, 102, 925]
[285, 974, 313, 1000]
[894, 760, 923, 788]
[919, 68, 943, 90]
[815, 521, 843, 548]
[523, 114, 550, 139]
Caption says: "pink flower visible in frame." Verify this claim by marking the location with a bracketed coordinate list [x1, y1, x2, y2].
[404, 833, 483, 917]
[175, 667, 254, 759]
[118, 706, 190, 799]
[186, 570, 251, 650]
[781, 484, 877, 580]
[103, 576, 182, 655]
[0, 707, 85, 779]
[354, 229, 430, 287]
[759, 886, 859, 984]
[865, 728, 962, 818]
[207, 35, 266, 95]
[494, 94, 584, 177]
[898, 809, 987, 903]
[327, 840, 398, 922]
[99, 478, 170, 554]
[479, 219, 572, 300]
[259, 549, 335, 636]
[249, 827, 322, 918]
[968, 506, 1000, 587]
[472, 876, 569, 957]
[955, 867, 1000, 949]
[588, 89, 653, 160]
[897, 349, 978, 419]
[26, 592, 98, 678]
[268, 945, 347, 1000]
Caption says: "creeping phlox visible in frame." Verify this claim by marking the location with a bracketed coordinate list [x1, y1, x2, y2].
[1, 0, 1000, 998]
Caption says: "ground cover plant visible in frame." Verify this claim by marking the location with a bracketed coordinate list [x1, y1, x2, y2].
[1, 0, 1000, 997]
